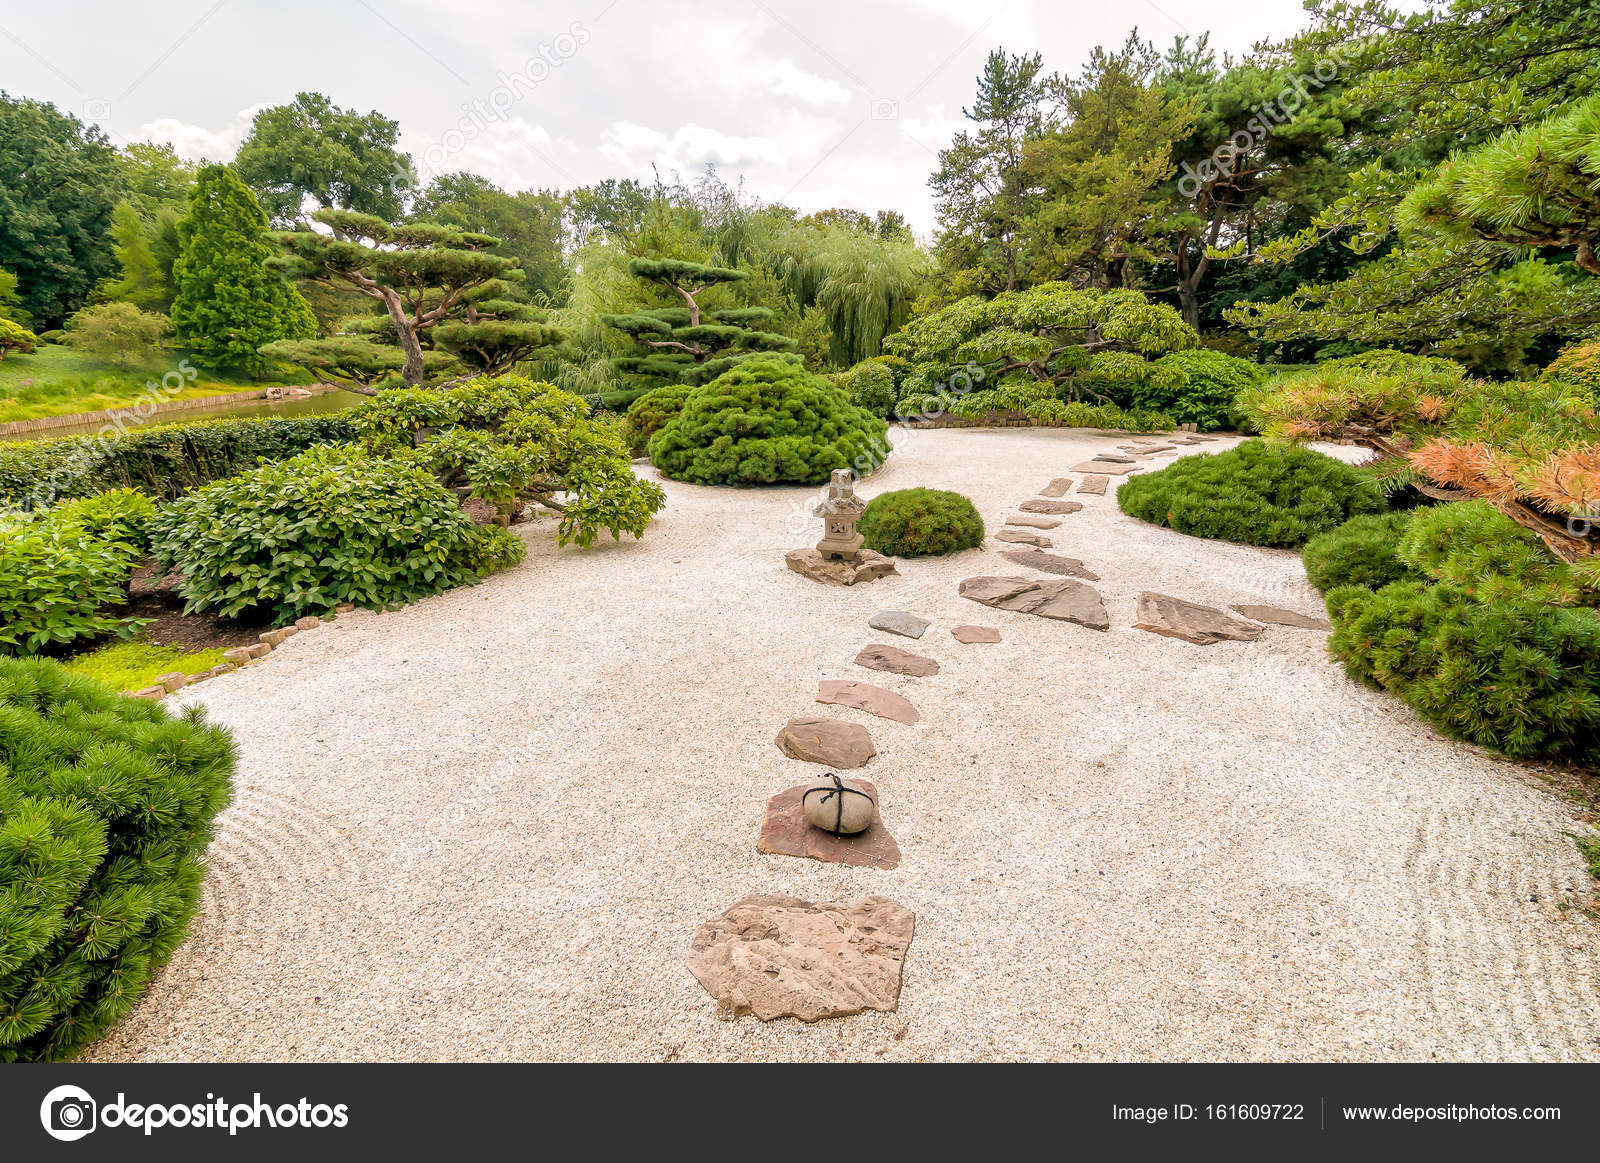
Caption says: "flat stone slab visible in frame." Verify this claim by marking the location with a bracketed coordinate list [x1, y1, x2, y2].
[775, 716, 877, 767]
[815, 679, 919, 725]
[951, 624, 1001, 643]
[1231, 603, 1332, 631]
[1005, 514, 1060, 529]
[757, 781, 900, 869]
[1135, 592, 1265, 645]
[995, 527, 1051, 547]
[1019, 499, 1082, 515]
[687, 893, 915, 1022]
[997, 548, 1100, 580]
[1077, 475, 1109, 496]
[958, 575, 1110, 630]
[868, 609, 930, 639]
[1132, 445, 1176, 455]
[1070, 461, 1136, 474]
[1037, 478, 1075, 497]
[786, 548, 898, 586]
[1092, 454, 1135, 464]
[854, 643, 940, 677]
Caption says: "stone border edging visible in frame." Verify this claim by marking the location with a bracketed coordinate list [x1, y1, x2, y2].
[127, 605, 356, 701]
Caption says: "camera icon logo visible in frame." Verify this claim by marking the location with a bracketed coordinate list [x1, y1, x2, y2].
[40, 1084, 97, 1142]
[869, 97, 899, 120]
[83, 99, 112, 122]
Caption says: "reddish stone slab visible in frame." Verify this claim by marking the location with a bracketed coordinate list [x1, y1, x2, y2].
[854, 643, 940, 677]
[816, 679, 919, 725]
[757, 780, 901, 869]
[951, 624, 1001, 643]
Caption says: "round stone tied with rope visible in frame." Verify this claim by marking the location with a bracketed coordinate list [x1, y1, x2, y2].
[801, 773, 877, 836]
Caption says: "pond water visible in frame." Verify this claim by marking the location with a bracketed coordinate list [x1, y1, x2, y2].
[0, 389, 367, 443]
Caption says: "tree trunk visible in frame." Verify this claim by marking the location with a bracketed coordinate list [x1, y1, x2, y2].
[378, 289, 427, 387]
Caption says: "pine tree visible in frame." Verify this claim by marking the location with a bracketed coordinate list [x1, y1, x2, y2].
[600, 257, 797, 385]
[171, 165, 314, 375]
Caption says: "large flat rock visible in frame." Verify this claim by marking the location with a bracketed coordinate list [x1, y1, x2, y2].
[757, 781, 900, 869]
[1070, 461, 1136, 475]
[687, 893, 915, 1021]
[785, 548, 898, 586]
[1135, 592, 1265, 645]
[958, 575, 1109, 630]
[1077, 475, 1109, 496]
[995, 527, 1051, 547]
[1037, 478, 1075, 497]
[1019, 499, 1082, 515]
[868, 609, 930, 639]
[775, 716, 877, 767]
[815, 679, 919, 725]
[997, 548, 1100, 581]
[1092, 454, 1135, 464]
[1231, 603, 1332, 631]
[1004, 514, 1060, 529]
[854, 643, 940, 677]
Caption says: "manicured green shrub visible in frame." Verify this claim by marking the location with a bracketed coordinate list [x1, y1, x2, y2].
[0, 413, 357, 508]
[1397, 500, 1588, 605]
[649, 355, 889, 486]
[623, 384, 695, 457]
[1302, 511, 1417, 592]
[152, 444, 524, 625]
[1326, 580, 1600, 759]
[0, 656, 234, 1061]
[1117, 440, 1385, 547]
[0, 489, 156, 655]
[833, 360, 898, 418]
[1542, 339, 1600, 405]
[1132, 349, 1266, 431]
[859, 488, 984, 557]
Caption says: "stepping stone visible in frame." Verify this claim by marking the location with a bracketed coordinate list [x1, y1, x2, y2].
[757, 780, 900, 870]
[1071, 461, 1137, 474]
[775, 717, 877, 767]
[786, 548, 898, 586]
[1134, 592, 1265, 645]
[996, 527, 1051, 547]
[1018, 499, 1082, 515]
[1132, 445, 1176, 455]
[1093, 454, 1136, 464]
[1231, 603, 1332, 631]
[958, 575, 1110, 630]
[1077, 475, 1109, 496]
[854, 643, 939, 677]
[951, 624, 1001, 643]
[868, 609, 930, 639]
[1005, 514, 1060, 529]
[815, 679, 919, 725]
[1037, 478, 1075, 497]
[998, 548, 1100, 580]
[687, 893, 914, 1021]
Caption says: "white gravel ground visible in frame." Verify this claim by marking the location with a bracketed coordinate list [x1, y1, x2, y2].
[88, 427, 1600, 1062]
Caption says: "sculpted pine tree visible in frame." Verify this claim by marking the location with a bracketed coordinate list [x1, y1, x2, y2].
[272, 210, 557, 389]
[170, 164, 315, 375]
[600, 257, 797, 385]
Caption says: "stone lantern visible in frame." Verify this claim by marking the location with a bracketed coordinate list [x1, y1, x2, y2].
[813, 468, 866, 560]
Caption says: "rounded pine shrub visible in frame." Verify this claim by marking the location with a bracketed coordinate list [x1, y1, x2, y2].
[1397, 500, 1588, 605]
[859, 488, 984, 557]
[1302, 511, 1417, 592]
[623, 383, 695, 457]
[1325, 580, 1600, 759]
[152, 444, 524, 625]
[0, 657, 234, 1060]
[648, 355, 888, 486]
[1135, 349, 1266, 431]
[1542, 339, 1600, 405]
[1117, 440, 1385, 547]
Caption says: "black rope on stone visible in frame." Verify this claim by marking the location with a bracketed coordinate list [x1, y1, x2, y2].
[807, 772, 872, 836]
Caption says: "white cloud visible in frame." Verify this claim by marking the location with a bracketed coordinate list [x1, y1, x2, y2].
[129, 104, 265, 163]
[598, 120, 796, 175]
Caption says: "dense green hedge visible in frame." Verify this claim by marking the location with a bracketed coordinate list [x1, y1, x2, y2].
[1131, 349, 1266, 431]
[1117, 440, 1385, 547]
[649, 356, 889, 486]
[0, 657, 234, 1061]
[859, 488, 984, 557]
[1302, 511, 1416, 592]
[152, 444, 525, 625]
[0, 489, 156, 655]
[0, 413, 357, 508]
[623, 384, 695, 457]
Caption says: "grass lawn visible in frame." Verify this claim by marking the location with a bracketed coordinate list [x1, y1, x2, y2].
[0, 343, 313, 422]
[62, 639, 231, 693]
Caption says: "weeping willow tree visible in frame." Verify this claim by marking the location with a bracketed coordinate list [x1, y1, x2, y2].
[768, 223, 928, 367]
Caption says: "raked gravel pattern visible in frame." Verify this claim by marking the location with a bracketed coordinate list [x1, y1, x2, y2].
[87, 428, 1600, 1062]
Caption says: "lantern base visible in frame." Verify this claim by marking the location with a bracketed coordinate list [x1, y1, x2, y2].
[816, 532, 865, 561]
[785, 547, 898, 587]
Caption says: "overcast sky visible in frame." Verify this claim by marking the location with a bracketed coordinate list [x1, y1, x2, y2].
[4, 0, 1365, 232]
